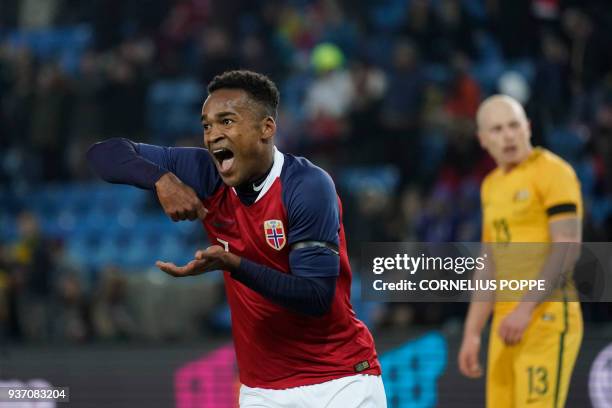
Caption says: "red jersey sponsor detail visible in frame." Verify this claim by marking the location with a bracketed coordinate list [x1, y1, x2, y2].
[202, 179, 381, 389]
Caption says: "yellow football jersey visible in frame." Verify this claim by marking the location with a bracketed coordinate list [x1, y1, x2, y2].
[481, 147, 583, 244]
[480, 147, 584, 408]
[481, 147, 583, 307]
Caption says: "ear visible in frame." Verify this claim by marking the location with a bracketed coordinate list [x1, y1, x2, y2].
[527, 119, 532, 139]
[261, 116, 276, 142]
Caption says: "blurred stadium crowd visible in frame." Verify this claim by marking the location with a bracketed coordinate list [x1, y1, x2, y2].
[1, 0, 612, 343]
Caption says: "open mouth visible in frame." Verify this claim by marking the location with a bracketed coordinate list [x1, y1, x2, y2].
[212, 148, 235, 173]
[503, 146, 517, 154]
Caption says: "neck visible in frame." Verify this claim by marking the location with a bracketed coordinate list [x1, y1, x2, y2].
[499, 145, 533, 173]
[235, 148, 275, 203]
[240, 163, 273, 191]
[252, 147, 275, 183]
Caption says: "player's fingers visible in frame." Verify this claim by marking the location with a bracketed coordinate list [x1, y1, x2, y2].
[177, 209, 190, 221]
[187, 204, 204, 221]
[155, 260, 175, 269]
[206, 245, 225, 254]
[192, 198, 205, 217]
[460, 354, 479, 378]
[503, 333, 514, 346]
[459, 349, 476, 378]
[497, 324, 506, 341]
[510, 329, 522, 345]
[458, 356, 468, 376]
[467, 352, 482, 377]
[506, 327, 516, 344]
[180, 193, 206, 221]
[196, 204, 208, 220]
[512, 326, 523, 343]
[467, 362, 481, 377]
[157, 260, 203, 277]
[458, 352, 471, 376]
[185, 208, 198, 221]
[187, 259, 213, 274]
[155, 261, 182, 276]
[195, 246, 221, 259]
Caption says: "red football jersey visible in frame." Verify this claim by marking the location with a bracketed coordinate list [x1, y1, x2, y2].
[202, 149, 381, 389]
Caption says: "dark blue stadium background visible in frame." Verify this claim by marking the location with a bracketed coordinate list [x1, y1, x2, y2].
[1, 0, 611, 407]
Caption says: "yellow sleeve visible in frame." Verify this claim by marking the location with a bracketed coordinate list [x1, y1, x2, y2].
[481, 219, 492, 242]
[536, 159, 583, 221]
[480, 177, 492, 242]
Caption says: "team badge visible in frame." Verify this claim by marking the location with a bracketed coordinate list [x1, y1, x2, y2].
[513, 189, 530, 202]
[264, 219, 286, 250]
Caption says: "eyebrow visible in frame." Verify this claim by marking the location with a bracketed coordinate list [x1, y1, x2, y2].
[201, 111, 237, 123]
[488, 119, 520, 130]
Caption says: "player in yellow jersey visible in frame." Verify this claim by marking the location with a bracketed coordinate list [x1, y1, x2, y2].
[457, 95, 583, 407]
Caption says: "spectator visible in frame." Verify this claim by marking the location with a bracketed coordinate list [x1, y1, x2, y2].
[91, 266, 137, 341]
[380, 39, 425, 181]
[54, 272, 90, 342]
[11, 212, 54, 342]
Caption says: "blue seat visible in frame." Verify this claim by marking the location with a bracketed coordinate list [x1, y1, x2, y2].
[147, 78, 204, 141]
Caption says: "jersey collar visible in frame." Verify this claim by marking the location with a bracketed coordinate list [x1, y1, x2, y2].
[231, 147, 284, 203]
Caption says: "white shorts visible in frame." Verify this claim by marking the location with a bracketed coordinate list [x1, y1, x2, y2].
[239, 374, 387, 408]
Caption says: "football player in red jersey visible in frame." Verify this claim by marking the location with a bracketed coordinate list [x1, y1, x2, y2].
[88, 70, 387, 407]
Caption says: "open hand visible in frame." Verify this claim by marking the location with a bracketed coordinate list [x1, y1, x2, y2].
[155, 172, 208, 221]
[155, 259, 213, 277]
[156, 245, 240, 277]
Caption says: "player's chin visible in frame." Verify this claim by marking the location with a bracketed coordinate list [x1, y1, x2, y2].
[218, 170, 241, 187]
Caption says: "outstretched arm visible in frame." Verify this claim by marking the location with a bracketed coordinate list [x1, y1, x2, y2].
[87, 137, 220, 194]
[156, 245, 339, 317]
[87, 137, 168, 189]
[87, 138, 221, 220]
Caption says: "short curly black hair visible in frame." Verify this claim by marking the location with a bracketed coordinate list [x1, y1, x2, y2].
[207, 70, 280, 119]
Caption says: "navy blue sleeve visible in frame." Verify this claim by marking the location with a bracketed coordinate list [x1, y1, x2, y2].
[135, 142, 220, 198]
[281, 161, 341, 278]
[285, 166, 340, 246]
[231, 246, 338, 316]
[87, 138, 220, 198]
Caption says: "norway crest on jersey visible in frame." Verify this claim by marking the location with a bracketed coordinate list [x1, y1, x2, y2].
[264, 219, 286, 250]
